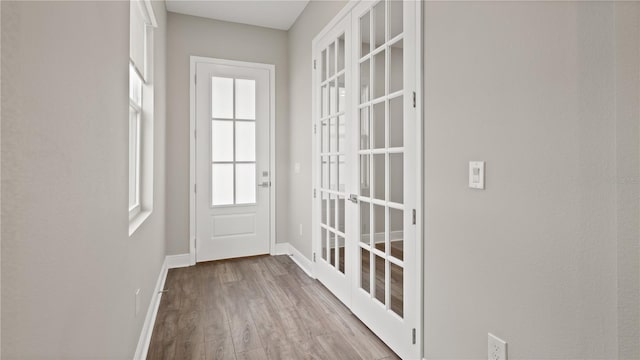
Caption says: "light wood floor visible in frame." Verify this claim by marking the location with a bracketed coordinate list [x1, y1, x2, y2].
[147, 255, 400, 360]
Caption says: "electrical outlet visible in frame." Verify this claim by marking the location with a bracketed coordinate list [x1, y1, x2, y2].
[135, 289, 141, 316]
[488, 333, 507, 360]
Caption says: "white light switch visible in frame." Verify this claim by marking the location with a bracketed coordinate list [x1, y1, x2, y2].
[469, 161, 485, 189]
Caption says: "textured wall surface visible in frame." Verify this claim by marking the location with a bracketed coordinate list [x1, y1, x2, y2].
[1, 1, 167, 357]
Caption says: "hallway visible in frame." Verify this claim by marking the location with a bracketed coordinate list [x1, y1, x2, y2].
[147, 256, 399, 360]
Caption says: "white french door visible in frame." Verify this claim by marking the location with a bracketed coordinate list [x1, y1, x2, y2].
[194, 60, 272, 262]
[313, 1, 420, 358]
[313, 16, 352, 306]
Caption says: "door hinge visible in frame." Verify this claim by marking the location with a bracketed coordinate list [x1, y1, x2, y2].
[412, 209, 416, 225]
[313, 252, 316, 262]
[412, 91, 416, 108]
[313, 188, 317, 198]
[194, 184, 197, 193]
[194, 238, 197, 249]
[412, 328, 416, 344]
[313, 59, 317, 70]
[194, 74, 197, 84]
[314, 124, 317, 134]
[194, 129, 197, 139]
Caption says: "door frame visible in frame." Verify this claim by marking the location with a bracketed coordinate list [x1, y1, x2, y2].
[310, 0, 424, 357]
[189, 56, 276, 265]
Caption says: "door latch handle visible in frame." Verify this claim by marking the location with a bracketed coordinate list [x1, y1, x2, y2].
[258, 181, 271, 188]
[348, 194, 358, 203]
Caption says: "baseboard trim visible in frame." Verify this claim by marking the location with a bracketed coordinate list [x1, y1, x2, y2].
[133, 257, 168, 360]
[166, 253, 191, 269]
[272, 242, 289, 256]
[280, 242, 315, 278]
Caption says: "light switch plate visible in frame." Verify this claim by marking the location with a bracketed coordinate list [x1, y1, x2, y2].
[488, 333, 507, 360]
[469, 161, 485, 189]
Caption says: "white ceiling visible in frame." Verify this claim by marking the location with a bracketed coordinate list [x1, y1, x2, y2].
[165, 0, 310, 31]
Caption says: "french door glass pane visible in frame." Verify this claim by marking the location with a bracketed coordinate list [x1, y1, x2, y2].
[211, 77, 233, 119]
[321, 195, 328, 225]
[321, 120, 330, 153]
[338, 75, 346, 112]
[389, 153, 403, 203]
[389, 39, 403, 94]
[235, 121, 256, 161]
[390, 262, 403, 317]
[329, 118, 337, 153]
[329, 82, 337, 115]
[373, 154, 385, 200]
[373, 204, 385, 252]
[374, 254, 385, 304]
[235, 79, 256, 120]
[373, 1, 385, 49]
[360, 201, 370, 244]
[360, 155, 370, 197]
[321, 85, 329, 118]
[360, 108, 370, 150]
[360, 59, 370, 103]
[329, 231, 336, 267]
[211, 164, 234, 206]
[235, 163, 256, 204]
[389, 96, 403, 148]
[338, 236, 345, 273]
[388, 0, 403, 40]
[361, 247, 371, 293]
[329, 195, 336, 228]
[373, 50, 386, 100]
[389, 207, 403, 260]
[337, 34, 346, 72]
[373, 102, 385, 149]
[128, 108, 139, 209]
[328, 42, 336, 77]
[212, 120, 233, 161]
[360, 11, 371, 57]
[338, 195, 345, 233]
[322, 228, 328, 261]
[338, 115, 346, 152]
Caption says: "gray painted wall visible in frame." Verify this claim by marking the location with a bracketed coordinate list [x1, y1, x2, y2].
[1, 0, 167, 358]
[287, 0, 347, 258]
[165, 12, 289, 255]
[423, 1, 636, 358]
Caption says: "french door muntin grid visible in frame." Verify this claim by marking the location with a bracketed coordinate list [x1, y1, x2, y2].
[210, 76, 257, 207]
[319, 33, 347, 273]
[358, 0, 404, 318]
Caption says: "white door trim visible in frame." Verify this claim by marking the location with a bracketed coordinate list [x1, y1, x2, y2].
[189, 56, 276, 265]
[310, 0, 424, 358]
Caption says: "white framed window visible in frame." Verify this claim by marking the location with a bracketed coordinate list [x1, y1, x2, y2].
[129, 0, 157, 233]
[129, 63, 143, 218]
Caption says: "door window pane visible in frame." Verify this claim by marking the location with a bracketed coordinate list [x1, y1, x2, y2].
[389, 39, 403, 94]
[373, 204, 385, 253]
[337, 34, 346, 72]
[389, 96, 403, 148]
[360, 154, 370, 197]
[235, 121, 256, 161]
[236, 163, 256, 204]
[373, 50, 386, 99]
[321, 120, 330, 153]
[338, 236, 345, 273]
[360, 59, 370, 104]
[389, 153, 403, 203]
[321, 49, 327, 81]
[388, 0, 403, 40]
[373, 1, 385, 49]
[389, 207, 403, 260]
[322, 228, 328, 261]
[390, 262, 403, 317]
[373, 154, 385, 200]
[361, 247, 371, 293]
[360, 107, 370, 150]
[360, 201, 371, 244]
[329, 231, 336, 267]
[212, 164, 234, 206]
[373, 101, 385, 149]
[328, 42, 336, 77]
[338, 116, 346, 152]
[360, 11, 371, 58]
[338, 195, 345, 233]
[337, 75, 346, 112]
[212, 120, 233, 161]
[235, 79, 256, 120]
[374, 254, 385, 304]
[211, 77, 233, 119]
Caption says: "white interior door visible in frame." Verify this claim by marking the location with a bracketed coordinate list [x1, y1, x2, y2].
[195, 61, 271, 262]
[313, 15, 352, 306]
[350, 0, 419, 358]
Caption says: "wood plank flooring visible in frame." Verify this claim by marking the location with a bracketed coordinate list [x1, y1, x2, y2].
[147, 255, 400, 360]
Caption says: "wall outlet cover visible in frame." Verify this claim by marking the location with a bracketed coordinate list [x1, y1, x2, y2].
[488, 333, 507, 360]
